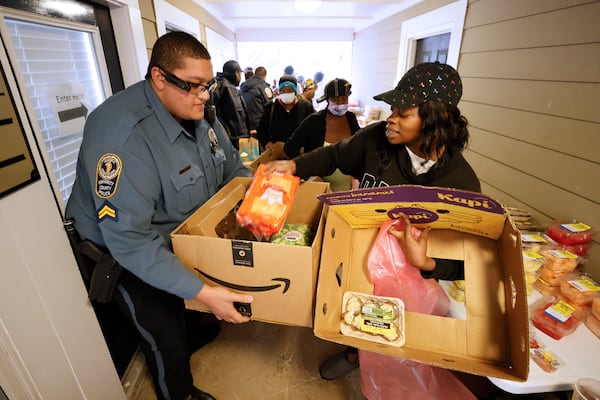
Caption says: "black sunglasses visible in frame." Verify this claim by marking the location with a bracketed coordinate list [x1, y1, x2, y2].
[156, 65, 217, 94]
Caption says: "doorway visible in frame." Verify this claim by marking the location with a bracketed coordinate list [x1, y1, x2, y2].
[0, 0, 138, 378]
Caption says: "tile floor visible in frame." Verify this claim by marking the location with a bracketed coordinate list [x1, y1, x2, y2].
[128, 320, 572, 400]
[129, 320, 367, 400]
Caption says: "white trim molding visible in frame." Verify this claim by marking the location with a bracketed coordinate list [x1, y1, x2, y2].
[396, 0, 467, 83]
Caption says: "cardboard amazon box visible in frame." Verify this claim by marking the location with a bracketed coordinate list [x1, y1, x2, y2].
[171, 177, 329, 327]
[313, 185, 530, 381]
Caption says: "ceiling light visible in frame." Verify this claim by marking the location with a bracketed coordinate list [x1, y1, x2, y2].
[294, 0, 323, 13]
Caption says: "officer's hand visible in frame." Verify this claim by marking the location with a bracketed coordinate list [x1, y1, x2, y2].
[192, 285, 253, 324]
[263, 160, 296, 176]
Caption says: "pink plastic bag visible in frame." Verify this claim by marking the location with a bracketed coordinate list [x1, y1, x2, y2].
[359, 219, 475, 400]
[366, 218, 449, 315]
[360, 352, 476, 400]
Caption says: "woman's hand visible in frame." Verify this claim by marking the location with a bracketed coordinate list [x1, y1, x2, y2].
[262, 160, 297, 176]
[388, 213, 436, 271]
[191, 284, 254, 324]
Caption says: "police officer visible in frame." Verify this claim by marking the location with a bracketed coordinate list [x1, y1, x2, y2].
[66, 31, 254, 400]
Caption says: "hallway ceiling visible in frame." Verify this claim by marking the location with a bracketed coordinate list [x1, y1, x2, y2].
[192, 0, 423, 33]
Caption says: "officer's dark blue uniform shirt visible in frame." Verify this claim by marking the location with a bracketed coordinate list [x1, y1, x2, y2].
[66, 80, 251, 299]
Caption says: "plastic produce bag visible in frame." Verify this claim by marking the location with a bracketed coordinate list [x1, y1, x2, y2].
[365, 218, 449, 315]
[359, 218, 475, 400]
[236, 164, 299, 238]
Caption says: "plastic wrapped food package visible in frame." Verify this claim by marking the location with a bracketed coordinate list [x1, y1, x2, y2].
[236, 164, 300, 238]
[559, 274, 600, 307]
[534, 277, 559, 297]
[521, 232, 558, 252]
[523, 252, 544, 273]
[593, 297, 600, 320]
[270, 223, 314, 246]
[531, 347, 561, 373]
[585, 312, 600, 339]
[537, 266, 570, 286]
[531, 296, 584, 340]
[540, 249, 582, 272]
[340, 291, 405, 347]
[546, 221, 594, 246]
[529, 322, 561, 372]
[524, 271, 537, 295]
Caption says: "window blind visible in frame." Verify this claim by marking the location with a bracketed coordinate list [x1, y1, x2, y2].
[4, 18, 106, 205]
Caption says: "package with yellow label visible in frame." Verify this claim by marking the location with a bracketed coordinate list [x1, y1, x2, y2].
[340, 291, 405, 347]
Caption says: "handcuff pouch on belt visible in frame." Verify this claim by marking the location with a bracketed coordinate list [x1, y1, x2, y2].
[79, 240, 122, 303]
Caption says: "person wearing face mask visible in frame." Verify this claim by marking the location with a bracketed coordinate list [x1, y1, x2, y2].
[264, 63, 480, 393]
[299, 78, 317, 104]
[284, 78, 360, 191]
[256, 74, 315, 151]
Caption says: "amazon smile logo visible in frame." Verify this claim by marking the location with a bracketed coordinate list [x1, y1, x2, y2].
[194, 268, 291, 293]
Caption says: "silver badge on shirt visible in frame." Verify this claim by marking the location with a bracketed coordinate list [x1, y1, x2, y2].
[208, 128, 218, 155]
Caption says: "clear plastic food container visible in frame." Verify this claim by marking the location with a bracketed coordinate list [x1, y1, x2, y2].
[531, 296, 584, 340]
[546, 222, 594, 246]
[540, 249, 582, 272]
[559, 274, 600, 307]
[537, 266, 570, 286]
[533, 277, 559, 297]
[585, 312, 600, 339]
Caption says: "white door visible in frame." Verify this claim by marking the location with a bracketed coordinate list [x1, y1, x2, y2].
[0, 6, 126, 400]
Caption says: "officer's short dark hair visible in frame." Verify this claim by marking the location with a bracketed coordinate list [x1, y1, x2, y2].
[145, 31, 211, 79]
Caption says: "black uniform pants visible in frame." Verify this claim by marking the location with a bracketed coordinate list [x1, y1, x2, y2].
[112, 270, 193, 400]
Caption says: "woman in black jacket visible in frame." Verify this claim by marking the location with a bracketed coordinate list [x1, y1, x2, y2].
[265, 62, 480, 382]
[256, 74, 314, 151]
[284, 78, 361, 191]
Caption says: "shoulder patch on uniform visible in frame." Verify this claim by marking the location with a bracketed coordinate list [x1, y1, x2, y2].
[97, 200, 118, 222]
[264, 87, 273, 99]
[96, 153, 122, 199]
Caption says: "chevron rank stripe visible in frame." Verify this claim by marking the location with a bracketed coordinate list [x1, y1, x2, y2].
[97, 200, 118, 222]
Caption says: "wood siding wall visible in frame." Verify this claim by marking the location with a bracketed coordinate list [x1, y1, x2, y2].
[459, 0, 600, 279]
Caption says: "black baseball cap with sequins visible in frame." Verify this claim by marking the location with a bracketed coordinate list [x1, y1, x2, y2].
[373, 62, 462, 109]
